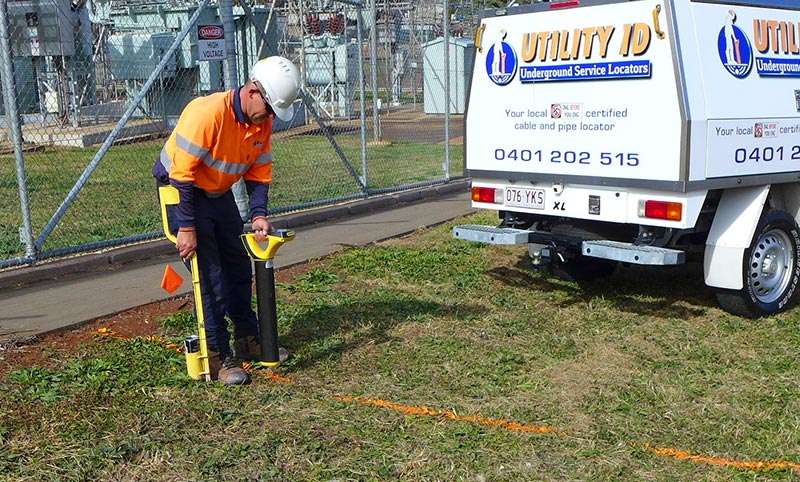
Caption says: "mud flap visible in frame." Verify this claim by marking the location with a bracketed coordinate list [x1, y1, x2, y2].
[704, 185, 770, 290]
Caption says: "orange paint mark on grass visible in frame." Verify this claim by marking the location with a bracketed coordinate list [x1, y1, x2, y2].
[91, 326, 800, 474]
[646, 445, 800, 472]
[336, 396, 560, 435]
[144, 335, 182, 353]
[94, 328, 131, 343]
[241, 361, 293, 383]
[261, 371, 293, 384]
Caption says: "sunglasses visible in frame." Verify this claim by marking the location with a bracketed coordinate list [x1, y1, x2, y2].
[253, 81, 274, 116]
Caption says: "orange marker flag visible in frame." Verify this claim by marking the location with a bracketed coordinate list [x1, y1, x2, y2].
[161, 264, 184, 294]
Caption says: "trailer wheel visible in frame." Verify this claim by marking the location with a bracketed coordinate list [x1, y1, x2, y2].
[715, 210, 800, 318]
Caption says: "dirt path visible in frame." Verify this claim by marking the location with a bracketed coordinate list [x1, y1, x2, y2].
[0, 262, 318, 379]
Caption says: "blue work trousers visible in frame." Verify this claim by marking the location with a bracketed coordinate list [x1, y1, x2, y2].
[161, 186, 259, 355]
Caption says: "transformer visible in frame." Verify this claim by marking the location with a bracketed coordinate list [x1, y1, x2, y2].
[106, 3, 279, 118]
[1, 0, 95, 122]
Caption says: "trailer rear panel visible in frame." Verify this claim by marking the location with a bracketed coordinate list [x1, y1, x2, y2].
[467, 0, 684, 186]
[467, 0, 800, 191]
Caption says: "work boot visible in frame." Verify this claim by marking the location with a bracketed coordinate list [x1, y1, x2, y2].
[234, 336, 291, 363]
[233, 336, 260, 361]
[208, 351, 251, 386]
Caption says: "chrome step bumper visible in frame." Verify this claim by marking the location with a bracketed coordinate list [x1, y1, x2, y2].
[452, 224, 533, 245]
[453, 225, 685, 266]
[581, 240, 684, 265]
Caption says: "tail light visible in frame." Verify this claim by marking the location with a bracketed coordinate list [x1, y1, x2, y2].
[471, 186, 502, 204]
[639, 200, 682, 221]
[550, 0, 580, 9]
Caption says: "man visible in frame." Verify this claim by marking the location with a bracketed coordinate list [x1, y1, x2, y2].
[153, 56, 301, 385]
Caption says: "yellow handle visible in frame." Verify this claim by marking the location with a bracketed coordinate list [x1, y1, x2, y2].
[653, 4, 665, 40]
[475, 23, 486, 53]
[190, 255, 211, 381]
[159, 185, 211, 381]
[158, 185, 180, 244]
[241, 231, 295, 261]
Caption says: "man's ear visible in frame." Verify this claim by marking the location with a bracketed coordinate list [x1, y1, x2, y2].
[244, 83, 261, 97]
[244, 88, 256, 103]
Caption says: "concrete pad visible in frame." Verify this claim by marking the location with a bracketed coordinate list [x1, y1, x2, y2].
[22, 119, 166, 148]
[0, 192, 474, 340]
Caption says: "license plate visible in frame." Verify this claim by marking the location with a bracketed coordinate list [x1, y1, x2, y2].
[504, 187, 545, 209]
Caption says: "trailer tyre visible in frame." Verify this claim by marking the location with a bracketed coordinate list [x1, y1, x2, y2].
[715, 210, 800, 318]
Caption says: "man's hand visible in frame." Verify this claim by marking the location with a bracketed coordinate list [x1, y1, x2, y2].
[252, 217, 271, 243]
[176, 228, 197, 260]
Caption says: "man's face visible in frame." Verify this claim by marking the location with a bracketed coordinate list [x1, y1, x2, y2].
[248, 86, 274, 125]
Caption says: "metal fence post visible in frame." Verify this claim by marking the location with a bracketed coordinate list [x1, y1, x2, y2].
[411, 7, 417, 110]
[443, 0, 451, 181]
[369, 0, 381, 142]
[0, 2, 35, 260]
[35, 0, 213, 251]
[299, 0, 307, 92]
[220, 0, 239, 95]
[355, 5, 368, 188]
[220, 0, 249, 221]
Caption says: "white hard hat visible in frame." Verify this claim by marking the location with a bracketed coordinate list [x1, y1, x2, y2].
[250, 56, 301, 122]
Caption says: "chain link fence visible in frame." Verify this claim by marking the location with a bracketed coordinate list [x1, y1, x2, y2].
[0, 0, 484, 269]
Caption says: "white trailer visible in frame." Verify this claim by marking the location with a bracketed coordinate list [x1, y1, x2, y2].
[455, 0, 800, 317]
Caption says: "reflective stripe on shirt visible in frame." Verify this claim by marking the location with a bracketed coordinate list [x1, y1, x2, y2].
[255, 152, 273, 165]
[175, 134, 251, 176]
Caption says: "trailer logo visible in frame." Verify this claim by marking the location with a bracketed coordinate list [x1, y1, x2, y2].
[486, 30, 517, 86]
[718, 11, 753, 78]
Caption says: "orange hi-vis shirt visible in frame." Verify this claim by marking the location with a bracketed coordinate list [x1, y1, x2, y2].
[159, 90, 273, 195]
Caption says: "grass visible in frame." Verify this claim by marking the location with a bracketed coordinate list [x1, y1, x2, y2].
[2, 211, 799, 480]
[0, 133, 463, 259]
